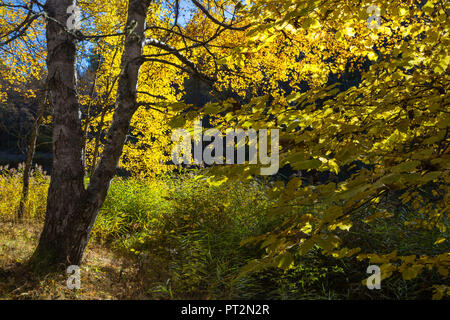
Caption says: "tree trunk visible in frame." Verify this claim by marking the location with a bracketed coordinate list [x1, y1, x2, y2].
[30, 0, 151, 272]
[17, 81, 48, 220]
[89, 103, 108, 176]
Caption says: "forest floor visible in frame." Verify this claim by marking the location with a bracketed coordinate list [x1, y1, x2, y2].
[0, 218, 146, 300]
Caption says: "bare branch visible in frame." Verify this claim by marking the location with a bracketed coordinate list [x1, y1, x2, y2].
[143, 37, 215, 82]
[190, 0, 250, 31]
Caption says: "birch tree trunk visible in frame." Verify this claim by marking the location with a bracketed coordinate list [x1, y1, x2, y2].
[31, 0, 151, 271]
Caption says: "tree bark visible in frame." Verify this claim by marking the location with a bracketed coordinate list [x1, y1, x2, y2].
[31, 0, 151, 272]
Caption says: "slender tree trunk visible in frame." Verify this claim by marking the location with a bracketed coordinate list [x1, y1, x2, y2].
[17, 81, 48, 220]
[30, 0, 151, 272]
[89, 104, 107, 176]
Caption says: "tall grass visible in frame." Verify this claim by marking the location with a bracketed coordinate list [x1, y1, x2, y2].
[0, 167, 446, 299]
[0, 164, 48, 220]
[93, 174, 276, 299]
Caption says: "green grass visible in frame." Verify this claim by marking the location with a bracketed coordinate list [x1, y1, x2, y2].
[0, 167, 447, 300]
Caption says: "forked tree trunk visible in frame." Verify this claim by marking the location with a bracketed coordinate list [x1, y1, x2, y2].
[30, 0, 151, 272]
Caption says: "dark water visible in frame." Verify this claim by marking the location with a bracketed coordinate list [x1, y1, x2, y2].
[0, 151, 52, 174]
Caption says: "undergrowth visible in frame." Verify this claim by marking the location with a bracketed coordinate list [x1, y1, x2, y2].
[0, 166, 447, 299]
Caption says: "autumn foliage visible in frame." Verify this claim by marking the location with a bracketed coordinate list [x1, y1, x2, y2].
[0, 0, 448, 299]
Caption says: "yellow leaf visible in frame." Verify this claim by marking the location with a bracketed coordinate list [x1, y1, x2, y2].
[434, 238, 446, 245]
[302, 17, 320, 29]
[346, 27, 355, 37]
[401, 265, 423, 280]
